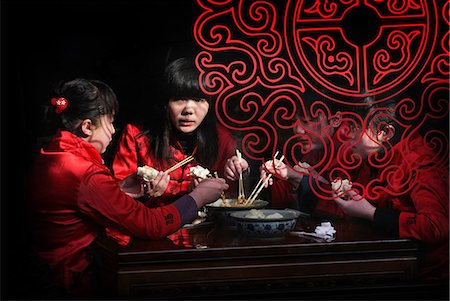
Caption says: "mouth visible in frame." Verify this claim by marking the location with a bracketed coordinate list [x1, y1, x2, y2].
[297, 139, 310, 144]
[179, 120, 195, 127]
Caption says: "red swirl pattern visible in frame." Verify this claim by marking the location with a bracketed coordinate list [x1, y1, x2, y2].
[194, 0, 449, 200]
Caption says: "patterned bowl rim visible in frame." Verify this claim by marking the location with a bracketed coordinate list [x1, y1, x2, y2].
[205, 199, 268, 211]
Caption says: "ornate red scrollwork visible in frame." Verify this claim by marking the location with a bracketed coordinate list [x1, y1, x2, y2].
[194, 0, 448, 200]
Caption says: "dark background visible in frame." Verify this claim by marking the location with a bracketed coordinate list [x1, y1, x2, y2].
[1, 0, 201, 298]
[2, 1, 449, 299]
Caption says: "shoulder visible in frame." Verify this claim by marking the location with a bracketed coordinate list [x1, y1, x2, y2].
[216, 123, 235, 140]
[122, 123, 145, 135]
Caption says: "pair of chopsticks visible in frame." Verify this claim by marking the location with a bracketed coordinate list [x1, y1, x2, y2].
[236, 149, 245, 203]
[164, 155, 194, 174]
[245, 151, 285, 205]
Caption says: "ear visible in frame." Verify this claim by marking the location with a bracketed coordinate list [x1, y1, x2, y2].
[330, 111, 342, 128]
[377, 125, 395, 142]
[80, 119, 95, 137]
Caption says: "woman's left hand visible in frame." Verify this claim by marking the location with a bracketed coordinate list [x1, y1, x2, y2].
[332, 190, 376, 221]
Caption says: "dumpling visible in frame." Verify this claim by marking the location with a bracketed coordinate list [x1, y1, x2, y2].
[331, 178, 352, 199]
[189, 165, 211, 179]
[137, 166, 159, 181]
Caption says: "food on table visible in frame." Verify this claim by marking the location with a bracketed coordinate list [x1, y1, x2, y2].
[137, 165, 159, 181]
[331, 178, 352, 199]
[244, 209, 283, 219]
[189, 165, 211, 179]
[209, 198, 260, 208]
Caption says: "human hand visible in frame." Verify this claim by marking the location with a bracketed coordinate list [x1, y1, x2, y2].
[259, 159, 288, 187]
[224, 155, 249, 181]
[147, 171, 170, 197]
[189, 178, 229, 208]
[332, 190, 376, 221]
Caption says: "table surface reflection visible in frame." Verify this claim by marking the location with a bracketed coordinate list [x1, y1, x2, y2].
[96, 214, 419, 298]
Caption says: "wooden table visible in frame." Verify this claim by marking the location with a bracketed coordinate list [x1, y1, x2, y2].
[96, 214, 420, 299]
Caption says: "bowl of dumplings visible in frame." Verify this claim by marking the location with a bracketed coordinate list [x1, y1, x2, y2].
[230, 209, 301, 238]
[205, 198, 269, 226]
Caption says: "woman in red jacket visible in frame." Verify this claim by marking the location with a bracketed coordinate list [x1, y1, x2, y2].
[329, 97, 449, 281]
[264, 96, 449, 281]
[27, 78, 228, 297]
[112, 56, 238, 206]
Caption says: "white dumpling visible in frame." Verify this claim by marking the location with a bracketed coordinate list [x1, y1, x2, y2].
[137, 166, 159, 181]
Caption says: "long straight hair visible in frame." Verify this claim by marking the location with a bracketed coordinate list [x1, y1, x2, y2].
[147, 57, 218, 168]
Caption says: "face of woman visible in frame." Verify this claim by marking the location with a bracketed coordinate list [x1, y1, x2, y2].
[351, 128, 384, 158]
[293, 113, 335, 151]
[89, 115, 116, 154]
[167, 98, 210, 134]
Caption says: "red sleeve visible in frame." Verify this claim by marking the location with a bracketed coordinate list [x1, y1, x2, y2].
[270, 180, 296, 208]
[213, 125, 238, 197]
[398, 167, 449, 243]
[77, 165, 197, 240]
[214, 124, 237, 176]
[112, 124, 141, 181]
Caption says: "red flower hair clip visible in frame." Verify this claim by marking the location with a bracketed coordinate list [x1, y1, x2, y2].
[51, 97, 69, 114]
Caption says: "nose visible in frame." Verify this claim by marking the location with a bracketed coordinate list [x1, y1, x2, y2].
[181, 100, 195, 114]
[293, 121, 306, 134]
[111, 124, 116, 135]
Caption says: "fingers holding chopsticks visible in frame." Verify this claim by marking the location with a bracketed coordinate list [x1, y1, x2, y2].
[147, 171, 170, 197]
[260, 153, 286, 188]
[224, 152, 249, 181]
[246, 152, 284, 204]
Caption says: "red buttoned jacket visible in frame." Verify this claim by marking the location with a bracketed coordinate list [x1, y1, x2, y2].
[27, 130, 198, 294]
[112, 123, 237, 205]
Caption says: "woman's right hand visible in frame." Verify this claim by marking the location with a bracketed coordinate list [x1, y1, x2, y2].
[189, 178, 229, 208]
[260, 160, 308, 190]
[260, 159, 288, 187]
[224, 155, 249, 181]
[147, 171, 170, 197]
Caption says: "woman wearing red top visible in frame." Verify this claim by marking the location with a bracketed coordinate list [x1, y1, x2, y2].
[264, 96, 449, 281]
[112, 56, 238, 206]
[26, 78, 228, 297]
[329, 98, 449, 281]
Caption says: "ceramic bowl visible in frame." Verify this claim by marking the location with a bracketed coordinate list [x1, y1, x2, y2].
[230, 209, 301, 238]
[205, 198, 268, 226]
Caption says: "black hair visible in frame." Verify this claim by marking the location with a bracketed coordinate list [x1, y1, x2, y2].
[51, 78, 119, 135]
[354, 94, 400, 145]
[148, 57, 218, 168]
[297, 88, 343, 121]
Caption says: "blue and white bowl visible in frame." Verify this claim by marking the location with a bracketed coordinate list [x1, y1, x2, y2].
[230, 209, 301, 238]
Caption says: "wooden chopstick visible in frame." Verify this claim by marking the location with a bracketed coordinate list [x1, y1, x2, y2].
[164, 156, 194, 174]
[236, 149, 245, 201]
[246, 151, 279, 202]
[246, 153, 284, 204]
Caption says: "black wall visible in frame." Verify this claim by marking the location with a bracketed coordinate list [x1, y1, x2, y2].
[1, 0, 200, 298]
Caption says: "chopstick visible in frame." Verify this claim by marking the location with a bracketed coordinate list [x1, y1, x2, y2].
[236, 149, 245, 203]
[214, 171, 226, 201]
[246, 152, 284, 205]
[164, 155, 194, 174]
[245, 151, 280, 204]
